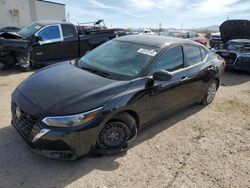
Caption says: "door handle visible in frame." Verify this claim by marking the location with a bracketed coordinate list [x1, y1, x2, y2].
[180, 76, 189, 82]
[208, 66, 215, 71]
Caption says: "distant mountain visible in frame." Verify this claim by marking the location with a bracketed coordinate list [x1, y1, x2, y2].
[196, 25, 220, 32]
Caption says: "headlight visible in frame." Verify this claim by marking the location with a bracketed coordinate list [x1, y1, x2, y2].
[42, 107, 103, 127]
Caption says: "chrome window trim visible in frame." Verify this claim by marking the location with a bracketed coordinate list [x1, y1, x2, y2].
[169, 48, 207, 74]
[170, 60, 204, 74]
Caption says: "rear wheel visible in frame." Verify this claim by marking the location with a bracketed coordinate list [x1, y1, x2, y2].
[201, 80, 218, 105]
[96, 112, 137, 155]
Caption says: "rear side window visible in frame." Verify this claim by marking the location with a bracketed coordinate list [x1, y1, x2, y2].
[200, 48, 208, 60]
[38, 25, 61, 41]
[184, 45, 202, 66]
[62, 24, 75, 38]
[155, 46, 184, 72]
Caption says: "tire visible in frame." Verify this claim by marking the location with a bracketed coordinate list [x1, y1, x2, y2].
[19, 64, 31, 72]
[96, 112, 137, 155]
[201, 80, 218, 105]
[17, 53, 31, 72]
[0, 63, 6, 70]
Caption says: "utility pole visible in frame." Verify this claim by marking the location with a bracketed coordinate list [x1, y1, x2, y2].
[159, 22, 162, 32]
[67, 12, 70, 22]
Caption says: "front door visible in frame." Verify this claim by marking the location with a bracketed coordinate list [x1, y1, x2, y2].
[31, 24, 65, 62]
[145, 46, 192, 121]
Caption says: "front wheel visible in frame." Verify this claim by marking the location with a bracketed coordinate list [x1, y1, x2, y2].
[19, 63, 31, 72]
[96, 113, 137, 155]
[17, 53, 31, 72]
[201, 80, 218, 105]
[99, 122, 130, 149]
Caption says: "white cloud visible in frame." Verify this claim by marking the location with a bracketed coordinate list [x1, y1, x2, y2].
[61, 0, 250, 27]
[88, 0, 143, 18]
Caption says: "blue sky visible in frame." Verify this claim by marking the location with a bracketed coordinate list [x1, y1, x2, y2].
[51, 0, 250, 28]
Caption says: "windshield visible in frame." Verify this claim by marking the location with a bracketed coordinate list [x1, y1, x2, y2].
[79, 40, 159, 79]
[18, 22, 42, 38]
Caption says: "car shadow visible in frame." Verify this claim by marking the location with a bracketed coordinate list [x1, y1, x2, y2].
[0, 104, 203, 188]
[222, 70, 250, 86]
[0, 66, 34, 77]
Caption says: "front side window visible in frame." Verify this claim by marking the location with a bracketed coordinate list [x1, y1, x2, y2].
[155, 46, 184, 72]
[79, 40, 159, 79]
[37, 25, 61, 41]
[184, 45, 202, 66]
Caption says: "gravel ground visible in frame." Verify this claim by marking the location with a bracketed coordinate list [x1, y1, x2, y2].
[0, 69, 249, 188]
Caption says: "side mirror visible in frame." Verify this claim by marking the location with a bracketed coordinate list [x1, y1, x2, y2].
[153, 70, 173, 81]
[34, 34, 43, 42]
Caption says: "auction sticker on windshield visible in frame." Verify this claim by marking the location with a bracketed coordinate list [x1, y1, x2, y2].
[137, 48, 157, 56]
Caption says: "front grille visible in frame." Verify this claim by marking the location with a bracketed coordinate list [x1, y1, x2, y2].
[11, 102, 40, 143]
[235, 58, 250, 70]
[243, 45, 250, 51]
[216, 52, 237, 68]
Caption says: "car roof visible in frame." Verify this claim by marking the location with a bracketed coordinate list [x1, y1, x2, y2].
[115, 35, 197, 49]
[34, 20, 70, 26]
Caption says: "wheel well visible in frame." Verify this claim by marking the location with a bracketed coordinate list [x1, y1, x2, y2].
[110, 110, 139, 127]
[124, 110, 140, 127]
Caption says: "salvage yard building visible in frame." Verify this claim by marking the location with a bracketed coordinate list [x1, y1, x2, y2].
[0, 0, 66, 27]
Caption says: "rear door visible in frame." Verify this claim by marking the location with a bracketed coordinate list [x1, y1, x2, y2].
[60, 24, 79, 59]
[183, 44, 211, 101]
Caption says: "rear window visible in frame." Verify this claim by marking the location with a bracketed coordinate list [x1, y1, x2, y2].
[200, 48, 208, 60]
[184, 45, 202, 66]
[62, 24, 75, 38]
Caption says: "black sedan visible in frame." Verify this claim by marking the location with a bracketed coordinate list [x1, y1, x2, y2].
[11, 35, 224, 160]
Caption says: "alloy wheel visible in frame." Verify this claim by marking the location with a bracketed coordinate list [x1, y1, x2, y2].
[206, 82, 217, 103]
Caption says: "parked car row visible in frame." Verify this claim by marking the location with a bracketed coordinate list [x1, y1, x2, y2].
[4, 19, 249, 160]
[160, 30, 208, 46]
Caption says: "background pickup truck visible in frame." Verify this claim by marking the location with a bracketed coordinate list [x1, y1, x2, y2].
[0, 20, 117, 71]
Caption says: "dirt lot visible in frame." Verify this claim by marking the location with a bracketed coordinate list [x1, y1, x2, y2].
[0, 69, 249, 188]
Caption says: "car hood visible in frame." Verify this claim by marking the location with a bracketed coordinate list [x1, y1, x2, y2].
[16, 62, 131, 116]
[0, 32, 29, 50]
[220, 20, 250, 43]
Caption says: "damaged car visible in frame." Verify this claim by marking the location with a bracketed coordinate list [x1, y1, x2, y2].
[11, 35, 224, 160]
[215, 20, 250, 72]
[0, 20, 117, 71]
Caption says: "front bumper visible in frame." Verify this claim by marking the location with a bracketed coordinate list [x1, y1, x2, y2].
[11, 101, 102, 160]
[216, 50, 250, 72]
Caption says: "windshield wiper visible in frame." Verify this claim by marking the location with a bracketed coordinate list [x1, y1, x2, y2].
[82, 67, 111, 78]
